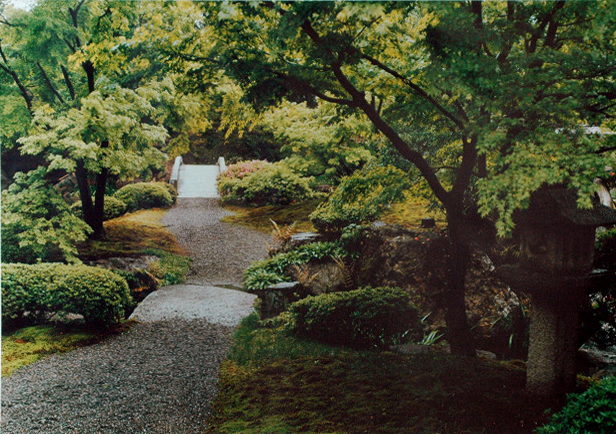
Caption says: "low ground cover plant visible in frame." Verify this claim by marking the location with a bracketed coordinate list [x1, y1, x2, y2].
[114, 182, 175, 212]
[2, 263, 132, 328]
[537, 376, 616, 434]
[244, 241, 345, 291]
[285, 286, 423, 349]
[206, 314, 547, 434]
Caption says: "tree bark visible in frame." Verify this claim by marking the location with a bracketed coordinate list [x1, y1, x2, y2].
[443, 209, 476, 357]
[90, 141, 110, 239]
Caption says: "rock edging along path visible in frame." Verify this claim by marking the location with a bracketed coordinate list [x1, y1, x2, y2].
[1, 197, 271, 434]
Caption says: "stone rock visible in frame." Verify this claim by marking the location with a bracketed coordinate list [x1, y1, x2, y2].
[85, 255, 159, 271]
[288, 259, 346, 295]
[257, 281, 305, 319]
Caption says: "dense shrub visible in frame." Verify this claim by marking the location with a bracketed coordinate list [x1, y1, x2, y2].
[217, 160, 312, 206]
[285, 286, 422, 348]
[71, 196, 127, 221]
[244, 242, 345, 291]
[114, 182, 174, 212]
[1, 168, 91, 263]
[310, 165, 410, 235]
[536, 377, 616, 434]
[2, 263, 132, 327]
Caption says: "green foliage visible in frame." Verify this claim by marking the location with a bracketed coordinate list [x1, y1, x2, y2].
[1, 168, 91, 263]
[71, 196, 127, 221]
[536, 377, 616, 434]
[244, 242, 345, 291]
[285, 287, 423, 349]
[2, 263, 132, 327]
[144, 249, 192, 287]
[218, 160, 313, 206]
[113, 182, 174, 212]
[310, 165, 411, 235]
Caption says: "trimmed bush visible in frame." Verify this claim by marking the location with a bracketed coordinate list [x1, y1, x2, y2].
[114, 182, 174, 212]
[2, 263, 132, 327]
[217, 161, 312, 206]
[285, 286, 422, 348]
[310, 165, 410, 235]
[70, 196, 127, 221]
[536, 376, 616, 434]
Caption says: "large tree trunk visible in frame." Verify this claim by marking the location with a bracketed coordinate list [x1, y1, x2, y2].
[75, 159, 107, 240]
[443, 211, 476, 357]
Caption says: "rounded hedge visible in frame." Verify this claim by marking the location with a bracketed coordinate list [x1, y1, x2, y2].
[2, 263, 132, 327]
[71, 196, 127, 221]
[217, 161, 312, 206]
[286, 286, 422, 349]
[537, 377, 616, 434]
[114, 182, 174, 212]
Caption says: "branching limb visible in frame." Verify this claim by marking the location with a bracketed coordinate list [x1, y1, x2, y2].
[37, 62, 65, 104]
[0, 42, 33, 114]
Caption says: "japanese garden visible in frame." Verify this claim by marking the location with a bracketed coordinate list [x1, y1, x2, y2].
[1, 1, 616, 433]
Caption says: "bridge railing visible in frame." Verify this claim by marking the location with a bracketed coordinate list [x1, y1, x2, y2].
[169, 156, 183, 187]
[218, 156, 226, 173]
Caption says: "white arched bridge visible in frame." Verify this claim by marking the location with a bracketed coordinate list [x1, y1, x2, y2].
[169, 156, 226, 198]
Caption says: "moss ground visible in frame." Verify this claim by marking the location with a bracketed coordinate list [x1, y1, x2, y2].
[381, 196, 447, 229]
[78, 209, 187, 259]
[221, 199, 321, 233]
[2, 322, 132, 377]
[206, 314, 548, 434]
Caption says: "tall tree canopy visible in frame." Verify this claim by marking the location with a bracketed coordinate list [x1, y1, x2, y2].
[189, 0, 616, 354]
[0, 0, 207, 243]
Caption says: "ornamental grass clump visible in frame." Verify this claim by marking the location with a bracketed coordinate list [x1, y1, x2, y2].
[243, 241, 345, 291]
[285, 286, 422, 349]
[2, 263, 132, 328]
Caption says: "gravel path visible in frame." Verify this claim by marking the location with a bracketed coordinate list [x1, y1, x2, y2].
[1, 198, 270, 434]
[161, 198, 270, 287]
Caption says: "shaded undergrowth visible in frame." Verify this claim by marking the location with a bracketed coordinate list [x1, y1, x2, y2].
[206, 314, 548, 434]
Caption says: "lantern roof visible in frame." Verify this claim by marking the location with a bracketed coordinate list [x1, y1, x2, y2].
[517, 186, 616, 227]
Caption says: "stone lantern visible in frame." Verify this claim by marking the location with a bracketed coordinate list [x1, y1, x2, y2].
[497, 185, 616, 401]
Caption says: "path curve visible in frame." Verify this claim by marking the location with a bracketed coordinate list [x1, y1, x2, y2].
[1, 198, 271, 434]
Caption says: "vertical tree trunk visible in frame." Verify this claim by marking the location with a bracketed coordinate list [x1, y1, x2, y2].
[444, 211, 476, 357]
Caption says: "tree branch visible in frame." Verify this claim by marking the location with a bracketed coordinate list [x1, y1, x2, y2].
[61, 65, 76, 101]
[37, 62, 65, 104]
[275, 71, 356, 107]
[0, 42, 33, 114]
[527, 1, 565, 53]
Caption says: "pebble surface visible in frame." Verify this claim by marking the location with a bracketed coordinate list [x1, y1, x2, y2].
[1, 198, 271, 434]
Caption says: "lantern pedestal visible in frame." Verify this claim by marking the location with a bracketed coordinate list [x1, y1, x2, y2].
[496, 265, 609, 401]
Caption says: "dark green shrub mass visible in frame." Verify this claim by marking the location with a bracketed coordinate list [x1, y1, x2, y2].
[71, 196, 127, 221]
[2, 263, 132, 327]
[536, 377, 616, 434]
[114, 182, 174, 212]
[286, 286, 422, 349]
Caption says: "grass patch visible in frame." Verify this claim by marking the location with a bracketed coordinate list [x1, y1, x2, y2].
[145, 248, 192, 286]
[2, 322, 132, 377]
[207, 314, 548, 434]
[381, 196, 447, 229]
[221, 199, 322, 233]
[78, 209, 186, 259]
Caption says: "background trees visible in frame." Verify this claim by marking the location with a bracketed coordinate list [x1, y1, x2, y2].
[188, 1, 616, 354]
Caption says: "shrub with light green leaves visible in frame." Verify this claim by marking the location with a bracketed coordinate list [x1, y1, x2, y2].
[70, 196, 127, 221]
[285, 286, 422, 349]
[2, 263, 132, 327]
[536, 376, 616, 434]
[218, 161, 312, 206]
[114, 182, 174, 212]
[309, 165, 410, 235]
